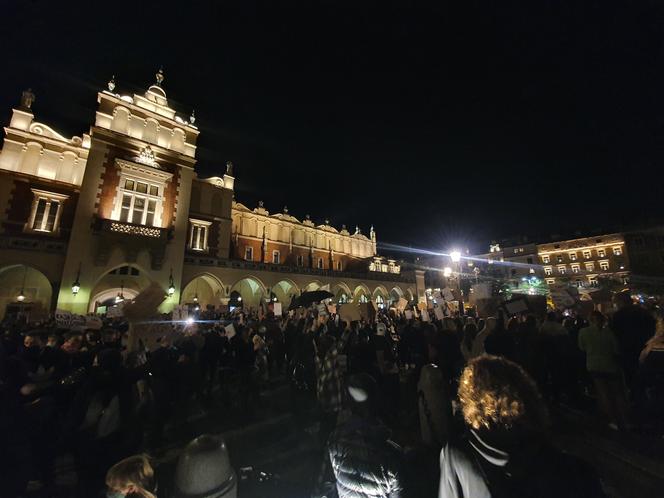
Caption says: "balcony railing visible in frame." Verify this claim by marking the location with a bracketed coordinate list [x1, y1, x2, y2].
[183, 256, 415, 283]
[95, 218, 170, 241]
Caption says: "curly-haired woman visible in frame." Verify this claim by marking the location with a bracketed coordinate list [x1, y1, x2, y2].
[438, 355, 605, 498]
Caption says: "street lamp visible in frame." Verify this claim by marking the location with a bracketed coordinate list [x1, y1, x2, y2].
[72, 266, 81, 295]
[168, 269, 175, 297]
[450, 250, 461, 263]
[443, 267, 452, 277]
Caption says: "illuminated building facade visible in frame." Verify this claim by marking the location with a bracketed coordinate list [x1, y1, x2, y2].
[0, 74, 422, 321]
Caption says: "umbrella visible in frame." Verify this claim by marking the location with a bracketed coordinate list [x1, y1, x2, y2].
[289, 290, 334, 309]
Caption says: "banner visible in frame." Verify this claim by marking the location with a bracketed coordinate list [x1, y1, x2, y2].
[55, 309, 71, 328]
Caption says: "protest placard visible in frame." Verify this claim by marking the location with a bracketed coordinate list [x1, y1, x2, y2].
[85, 314, 103, 330]
[442, 288, 455, 302]
[472, 283, 492, 300]
[434, 307, 445, 320]
[55, 309, 71, 328]
[224, 323, 237, 339]
[404, 310, 413, 320]
[339, 303, 361, 323]
[417, 301, 427, 311]
[396, 298, 408, 311]
[358, 302, 375, 322]
[273, 302, 282, 316]
[421, 309, 430, 322]
[504, 299, 528, 315]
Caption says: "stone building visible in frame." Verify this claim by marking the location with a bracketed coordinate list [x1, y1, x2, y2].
[0, 73, 422, 321]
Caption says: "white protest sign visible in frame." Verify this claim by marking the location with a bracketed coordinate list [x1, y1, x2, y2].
[404, 310, 413, 320]
[70, 314, 87, 331]
[473, 283, 492, 300]
[85, 314, 103, 330]
[55, 309, 71, 328]
[273, 302, 282, 316]
[434, 307, 445, 320]
[421, 309, 430, 322]
[442, 288, 455, 302]
[224, 323, 237, 339]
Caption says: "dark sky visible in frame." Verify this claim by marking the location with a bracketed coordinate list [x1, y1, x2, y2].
[2, 1, 664, 254]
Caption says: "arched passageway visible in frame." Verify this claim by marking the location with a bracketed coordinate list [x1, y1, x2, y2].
[0, 264, 53, 322]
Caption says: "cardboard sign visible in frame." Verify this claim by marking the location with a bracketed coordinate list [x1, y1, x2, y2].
[273, 302, 282, 316]
[434, 307, 445, 320]
[55, 309, 72, 328]
[396, 298, 408, 311]
[434, 290, 443, 299]
[417, 301, 427, 311]
[421, 309, 430, 322]
[442, 288, 455, 302]
[338, 304, 361, 323]
[358, 303, 375, 322]
[404, 310, 413, 320]
[224, 323, 237, 339]
[505, 299, 528, 315]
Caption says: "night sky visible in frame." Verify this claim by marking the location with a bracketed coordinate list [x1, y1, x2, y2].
[2, 1, 664, 254]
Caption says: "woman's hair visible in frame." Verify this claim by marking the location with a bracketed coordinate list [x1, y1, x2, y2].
[106, 454, 155, 498]
[458, 354, 549, 434]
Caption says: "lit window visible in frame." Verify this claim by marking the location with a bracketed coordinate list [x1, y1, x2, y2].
[557, 255, 564, 263]
[542, 255, 550, 263]
[613, 246, 622, 256]
[597, 248, 606, 257]
[116, 177, 162, 226]
[585, 263, 594, 272]
[575, 280, 584, 288]
[297, 254, 304, 267]
[272, 250, 280, 264]
[583, 250, 592, 259]
[336, 260, 342, 271]
[544, 267, 552, 276]
[317, 257, 324, 269]
[26, 189, 68, 234]
[546, 278, 555, 285]
[189, 218, 211, 251]
[245, 246, 253, 261]
[588, 276, 598, 286]
[558, 266, 566, 275]
[600, 261, 609, 270]
[569, 252, 577, 261]
[571, 264, 580, 273]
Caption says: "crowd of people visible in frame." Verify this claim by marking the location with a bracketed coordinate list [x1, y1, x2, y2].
[1, 290, 663, 497]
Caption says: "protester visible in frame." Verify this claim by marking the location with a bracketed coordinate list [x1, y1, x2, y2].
[578, 311, 630, 431]
[328, 373, 405, 498]
[438, 355, 605, 498]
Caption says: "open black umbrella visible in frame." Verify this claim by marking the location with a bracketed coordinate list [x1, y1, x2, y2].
[289, 290, 334, 309]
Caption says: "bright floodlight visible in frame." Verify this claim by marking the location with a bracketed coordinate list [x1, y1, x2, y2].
[443, 267, 453, 277]
[450, 250, 461, 262]
[186, 316, 194, 324]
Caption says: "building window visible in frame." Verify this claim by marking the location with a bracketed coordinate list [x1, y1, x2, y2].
[336, 260, 342, 271]
[588, 276, 598, 287]
[526, 257, 533, 264]
[245, 246, 253, 261]
[27, 189, 68, 234]
[546, 278, 555, 285]
[317, 257, 324, 269]
[583, 250, 592, 259]
[597, 248, 606, 257]
[585, 262, 594, 272]
[188, 218, 211, 251]
[569, 252, 577, 261]
[599, 261, 609, 270]
[297, 254, 304, 266]
[117, 178, 162, 226]
[575, 279, 584, 288]
[542, 255, 550, 264]
[272, 250, 280, 264]
[613, 246, 622, 256]
[544, 267, 552, 276]
[558, 266, 566, 275]
[571, 264, 580, 274]
[556, 255, 564, 263]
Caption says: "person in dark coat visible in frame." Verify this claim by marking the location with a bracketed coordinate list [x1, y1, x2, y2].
[438, 355, 605, 498]
[328, 373, 405, 498]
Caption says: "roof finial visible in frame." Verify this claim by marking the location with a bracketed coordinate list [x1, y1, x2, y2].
[325, 218, 330, 225]
[225, 160, 233, 176]
[108, 75, 116, 92]
[155, 66, 164, 86]
[190, 109, 196, 124]
[20, 88, 35, 110]
[258, 200, 264, 208]
[283, 205, 289, 214]
[355, 225, 360, 235]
